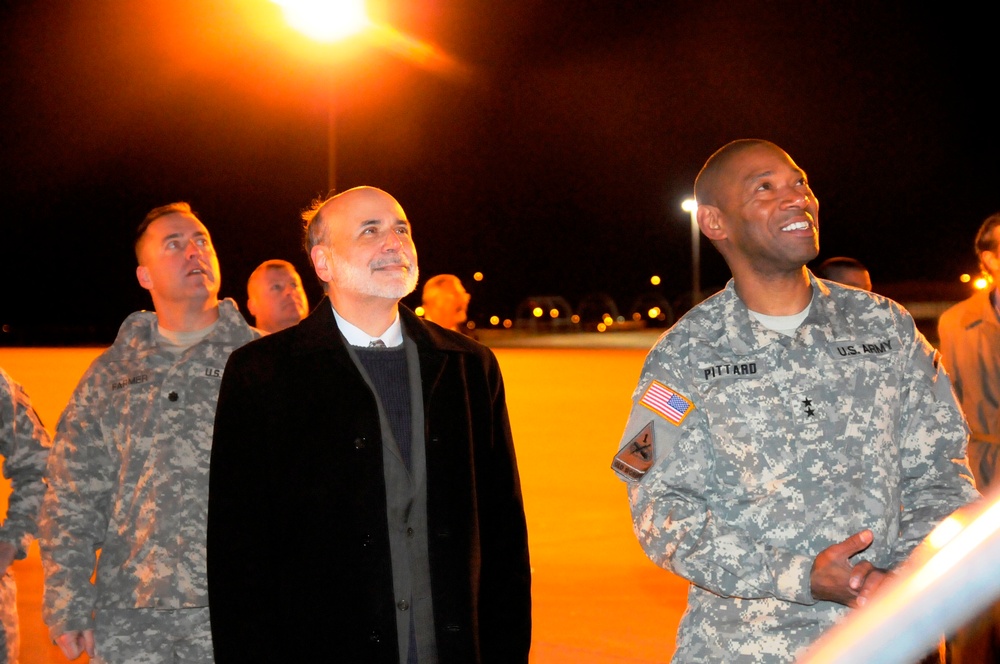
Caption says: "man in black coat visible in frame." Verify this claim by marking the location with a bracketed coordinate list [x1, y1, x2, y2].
[206, 186, 531, 663]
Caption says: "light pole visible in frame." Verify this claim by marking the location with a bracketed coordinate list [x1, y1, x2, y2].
[681, 198, 700, 306]
[271, 0, 371, 193]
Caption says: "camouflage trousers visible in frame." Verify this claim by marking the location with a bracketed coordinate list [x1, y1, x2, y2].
[92, 607, 212, 664]
[0, 570, 19, 664]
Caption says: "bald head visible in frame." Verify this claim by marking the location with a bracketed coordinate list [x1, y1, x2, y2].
[694, 139, 781, 207]
[303, 186, 419, 307]
[422, 274, 470, 331]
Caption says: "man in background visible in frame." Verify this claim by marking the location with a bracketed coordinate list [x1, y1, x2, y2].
[246, 259, 310, 334]
[0, 366, 51, 663]
[421, 274, 470, 333]
[937, 211, 1000, 662]
[814, 256, 872, 291]
[39, 202, 258, 661]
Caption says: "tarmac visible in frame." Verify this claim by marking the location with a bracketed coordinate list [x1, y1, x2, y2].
[0, 331, 687, 663]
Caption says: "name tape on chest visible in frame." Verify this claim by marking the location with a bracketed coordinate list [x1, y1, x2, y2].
[699, 361, 762, 381]
[612, 422, 655, 481]
[639, 380, 694, 426]
[829, 339, 896, 359]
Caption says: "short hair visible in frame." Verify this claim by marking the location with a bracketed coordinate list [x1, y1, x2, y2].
[247, 259, 299, 291]
[975, 212, 1000, 259]
[422, 274, 467, 304]
[301, 196, 330, 256]
[694, 139, 778, 207]
[135, 202, 196, 262]
[815, 256, 869, 280]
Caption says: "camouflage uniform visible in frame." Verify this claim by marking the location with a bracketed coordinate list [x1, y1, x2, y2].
[614, 277, 978, 663]
[39, 299, 258, 660]
[0, 367, 52, 664]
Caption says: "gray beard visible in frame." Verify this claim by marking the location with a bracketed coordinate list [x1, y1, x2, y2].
[331, 257, 419, 300]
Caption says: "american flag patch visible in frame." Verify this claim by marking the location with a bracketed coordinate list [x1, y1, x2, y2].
[640, 380, 694, 425]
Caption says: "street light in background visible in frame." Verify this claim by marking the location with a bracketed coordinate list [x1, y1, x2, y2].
[681, 198, 701, 306]
[271, 0, 372, 193]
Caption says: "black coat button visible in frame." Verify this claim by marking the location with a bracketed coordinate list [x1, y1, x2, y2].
[354, 437, 366, 449]
[397, 599, 409, 611]
[369, 630, 381, 643]
[167, 392, 178, 402]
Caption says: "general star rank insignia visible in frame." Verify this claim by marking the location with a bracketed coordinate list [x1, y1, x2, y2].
[612, 422, 656, 481]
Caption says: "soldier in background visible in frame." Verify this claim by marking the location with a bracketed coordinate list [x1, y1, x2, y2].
[38, 202, 259, 661]
[421, 274, 471, 333]
[245, 259, 310, 334]
[613, 139, 977, 663]
[0, 367, 52, 663]
[814, 256, 872, 291]
[937, 211, 1000, 663]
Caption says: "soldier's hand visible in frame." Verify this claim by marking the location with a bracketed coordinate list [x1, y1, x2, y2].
[56, 629, 95, 660]
[810, 529, 874, 607]
[853, 564, 895, 607]
[0, 542, 15, 572]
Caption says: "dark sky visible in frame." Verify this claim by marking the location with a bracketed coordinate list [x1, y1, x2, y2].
[1, 0, 996, 343]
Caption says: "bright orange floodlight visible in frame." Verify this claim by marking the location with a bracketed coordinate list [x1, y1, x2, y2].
[271, 0, 370, 43]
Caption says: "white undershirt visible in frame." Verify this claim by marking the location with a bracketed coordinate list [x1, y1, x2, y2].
[156, 320, 218, 354]
[748, 299, 812, 337]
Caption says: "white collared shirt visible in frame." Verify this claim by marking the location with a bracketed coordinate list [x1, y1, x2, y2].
[330, 303, 404, 348]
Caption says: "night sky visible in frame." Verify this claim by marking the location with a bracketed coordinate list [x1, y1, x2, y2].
[2, 1, 996, 344]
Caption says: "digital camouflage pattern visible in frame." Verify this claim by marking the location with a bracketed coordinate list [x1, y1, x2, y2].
[1, 367, 52, 663]
[39, 299, 258, 640]
[615, 276, 979, 663]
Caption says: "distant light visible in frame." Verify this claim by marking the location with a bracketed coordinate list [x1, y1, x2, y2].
[597, 323, 607, 332]
[414, 306, 425, 317]
[503, 319, 512, 329]
[549, 308, 559, 318]
[466, 321, 476, 330]
[632, 312, 642, 321]
[681, 198, 697, 213]
[960, 273, 972, 283]
[975, 277, 989, 290]
[272, 0, 370, 43]
[473, 271, 484, 282]
[602, 315, 614, 326]
[532, 307, 543, 318]
[650, 275, 661, 286]
[617, 316, 625, 323]
[648, 307, 660, 318]
[570, 315, 580, 324]
[490, 315, 500, 326]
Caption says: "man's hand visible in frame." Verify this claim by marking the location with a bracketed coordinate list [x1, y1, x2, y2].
[849, 561, 895, 607]
[0, 542, 16, 572]
[56, 630, 95, 660]
[810, 529, 875, 607]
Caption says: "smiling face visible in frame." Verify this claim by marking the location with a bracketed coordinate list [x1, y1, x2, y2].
[309, 187, 419, 306]
[135, 212, 221, 307]
[701, 143, 820, 276]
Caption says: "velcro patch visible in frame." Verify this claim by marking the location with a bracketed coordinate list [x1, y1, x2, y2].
[639, 380, 694, 426]
[612, 422, 655, 481]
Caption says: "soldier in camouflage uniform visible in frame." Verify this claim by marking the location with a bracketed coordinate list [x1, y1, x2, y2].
[0, 367, 52, 664]
[39, 203, 259, 663]
[613, 140, 979, 663]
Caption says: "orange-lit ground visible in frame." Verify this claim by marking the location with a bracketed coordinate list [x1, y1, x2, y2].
[0, 345, 688, 663]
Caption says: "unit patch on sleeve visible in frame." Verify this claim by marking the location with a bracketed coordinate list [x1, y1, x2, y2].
[612, 422, 656, 481]
[639, 380, 694, 426]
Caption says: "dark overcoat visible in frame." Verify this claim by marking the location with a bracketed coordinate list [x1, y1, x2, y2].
[207, 300, 531, 662]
